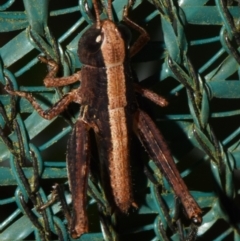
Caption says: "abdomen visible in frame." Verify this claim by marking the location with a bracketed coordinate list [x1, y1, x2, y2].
[81, 64, 135, 212]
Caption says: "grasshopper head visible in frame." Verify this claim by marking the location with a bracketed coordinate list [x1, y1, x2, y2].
[78, 0, 131, 67]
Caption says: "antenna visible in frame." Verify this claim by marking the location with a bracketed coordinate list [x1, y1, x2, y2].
[107, 0, 112, 20]
[92, 0, 101, 28]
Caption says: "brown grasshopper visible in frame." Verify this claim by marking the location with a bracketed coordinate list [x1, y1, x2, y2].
[5, 0, 202, 238]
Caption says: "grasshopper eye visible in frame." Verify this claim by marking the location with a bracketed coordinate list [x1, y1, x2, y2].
[78, 25, 104, 66]
[96, 35, 102, 43]
[78, 26, 102, 54]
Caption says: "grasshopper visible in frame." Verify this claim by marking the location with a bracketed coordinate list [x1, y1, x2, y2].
[5, 0, 202, 238]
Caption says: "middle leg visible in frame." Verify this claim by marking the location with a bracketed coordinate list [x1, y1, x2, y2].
[134, 83, 169, 107]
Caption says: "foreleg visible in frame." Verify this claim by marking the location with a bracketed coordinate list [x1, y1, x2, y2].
[39, 56, 81, 87]
[123, 0, 150, 57]
[5, 85, 80, 120]
[134, 110, 202, 225]
[67, 119, 90, 238]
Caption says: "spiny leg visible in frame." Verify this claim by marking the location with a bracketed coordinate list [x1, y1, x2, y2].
[133, 110, 202, 225]
[145, 168, 197, 240]
[186, 224, 198, 241]
[39, 183, 72, 226]
[5, 84, 79, 120]
[158, 222, 171, 241]
[39, 56, 81, 87]
[175, 218, 198, 241]
[144, 166, 177, 232]
[123, 0, 150, 57]
[174, 198, 198, 240]
[67, 119, 90, 238]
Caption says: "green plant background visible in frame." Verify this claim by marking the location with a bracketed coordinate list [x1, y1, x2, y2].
[0, 0, 240, 240]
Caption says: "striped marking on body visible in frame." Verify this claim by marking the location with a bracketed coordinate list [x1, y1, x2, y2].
[106, 64, 132, 212]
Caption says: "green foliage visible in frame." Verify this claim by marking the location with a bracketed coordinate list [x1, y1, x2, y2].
[0, 0, 240, 240]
